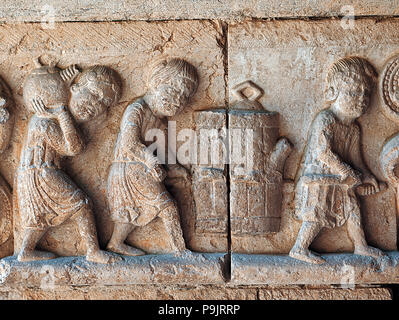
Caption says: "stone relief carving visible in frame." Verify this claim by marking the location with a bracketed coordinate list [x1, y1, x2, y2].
[192, 109, 228, 236]
[379, 53, 399, 212]
[106, 58, 199, 256]
[0, 76, 14, 247]
[16, 61, 122, 263]
[0, 18, 399, 297]
[380, 54, 399, 123]
[289, 57, 387, 264]
[380, 134, 399, 189]
[229, 81, 292, 235]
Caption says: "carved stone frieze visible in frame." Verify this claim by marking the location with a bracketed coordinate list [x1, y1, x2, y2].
[0, 17, 398, 297]
[229, 81, 292, 235]
[16, 62, 122, 263]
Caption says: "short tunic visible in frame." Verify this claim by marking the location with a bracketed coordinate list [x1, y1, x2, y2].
[107, 98, 175, 226]
[295, 109, 362, 228]
[17, 116, 89, 229]
[295, 177, 360, 228]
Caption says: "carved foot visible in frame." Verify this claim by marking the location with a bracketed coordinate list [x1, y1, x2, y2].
[106, 243, 146, 256]
[289, 248, 326, 264]
[17, 249, 57, 262]
[86, 250, 122, 264]
[354, 246, 385, 259]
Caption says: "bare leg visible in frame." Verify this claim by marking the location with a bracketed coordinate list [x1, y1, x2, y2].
[17, 228, 57, 262]
[74, 206, 121, 263]
[106, 222, 145, 256]
[159, 206, 188, 254]
[348, 212, 385, 258]
[289, 221, 325, 264]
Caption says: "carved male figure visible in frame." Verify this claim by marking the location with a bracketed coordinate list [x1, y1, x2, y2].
[0, 77, 14, 154]
[0, 76, 14, 247]
[289, 57, 385, 264]
[17, 63, 121, 263]
[107, 58, 198, 256]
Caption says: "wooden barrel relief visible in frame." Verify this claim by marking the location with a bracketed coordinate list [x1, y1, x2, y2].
[229, 111, 284, 234]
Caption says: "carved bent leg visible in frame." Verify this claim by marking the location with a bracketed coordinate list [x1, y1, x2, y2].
[158, 206, 188, 255]
[347, 212, 385, 259]
[74, 206, 121, 264]
[17, 228, 57, 262]
[289, 221, 326, 264]
[106, 222, 145, 256]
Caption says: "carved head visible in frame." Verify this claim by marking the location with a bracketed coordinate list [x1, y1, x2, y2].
[325, 57, 377, 119]
[147, 58, 199, 117]
[69, 65, 122, 122]
[23, 65, 70, 113]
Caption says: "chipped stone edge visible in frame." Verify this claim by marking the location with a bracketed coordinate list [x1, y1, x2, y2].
[1, 1, 399, 23]
[231, 252, 399, 285]
[0, 253, 228, 287]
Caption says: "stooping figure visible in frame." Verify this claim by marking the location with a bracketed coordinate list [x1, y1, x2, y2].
[106, 58, 198, 256]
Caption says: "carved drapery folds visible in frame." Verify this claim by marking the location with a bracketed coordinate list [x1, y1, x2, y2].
[0, 30, 399, 289]
[0, 76, 13, 247]
[15, 61, 122, 263]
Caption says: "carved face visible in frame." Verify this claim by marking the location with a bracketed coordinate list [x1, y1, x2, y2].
[69, 72, 115, 122]
[149, 78, 195, 117]
[334, 78, 371, 119]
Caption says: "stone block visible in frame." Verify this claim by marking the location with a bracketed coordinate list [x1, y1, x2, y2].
[231, 252, 399, 285]
[0, 253, 227, 287]
[0, 1, 398, 22]
[0, 20, 226, 257]
[229, 18, 399, 255]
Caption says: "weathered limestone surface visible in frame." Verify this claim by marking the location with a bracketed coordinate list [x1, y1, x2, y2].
[231, 252, 399, 285]
[0, 4, 398, 300]
[229, 18, 399, 255]
[0, 20, 226, 258]
[0, 284, 259, 300]
[0, 253, 227, 286]
[0, 1, 398, 22]
[258, 287, 392, 300]
[0, 281, 391, 300]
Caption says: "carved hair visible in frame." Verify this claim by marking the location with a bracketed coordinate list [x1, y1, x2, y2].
[326, 57, 377, 91]
[148, 58, 199, 97]
[77, 65, 122, 106]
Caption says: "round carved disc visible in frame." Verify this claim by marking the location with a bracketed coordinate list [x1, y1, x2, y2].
[380, 54, 399, 123]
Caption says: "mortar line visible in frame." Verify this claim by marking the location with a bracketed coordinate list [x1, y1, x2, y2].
[222, 20, 232, 283]
[1, 14, 399, 25]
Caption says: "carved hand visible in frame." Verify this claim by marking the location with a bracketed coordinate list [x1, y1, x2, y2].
[341, 166, 361, 186]
[362, 173, 380, 193]
[150, 165, 167, 182]
[31, 97, 66, 119]
[142, 148, 161, 168]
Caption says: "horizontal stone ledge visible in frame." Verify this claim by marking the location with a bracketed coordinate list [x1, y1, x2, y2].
[231, 252, 399, 285]
[0, 0, 398, 22]
[0, 284, 393, 300]
[0, 253, 227, 287]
